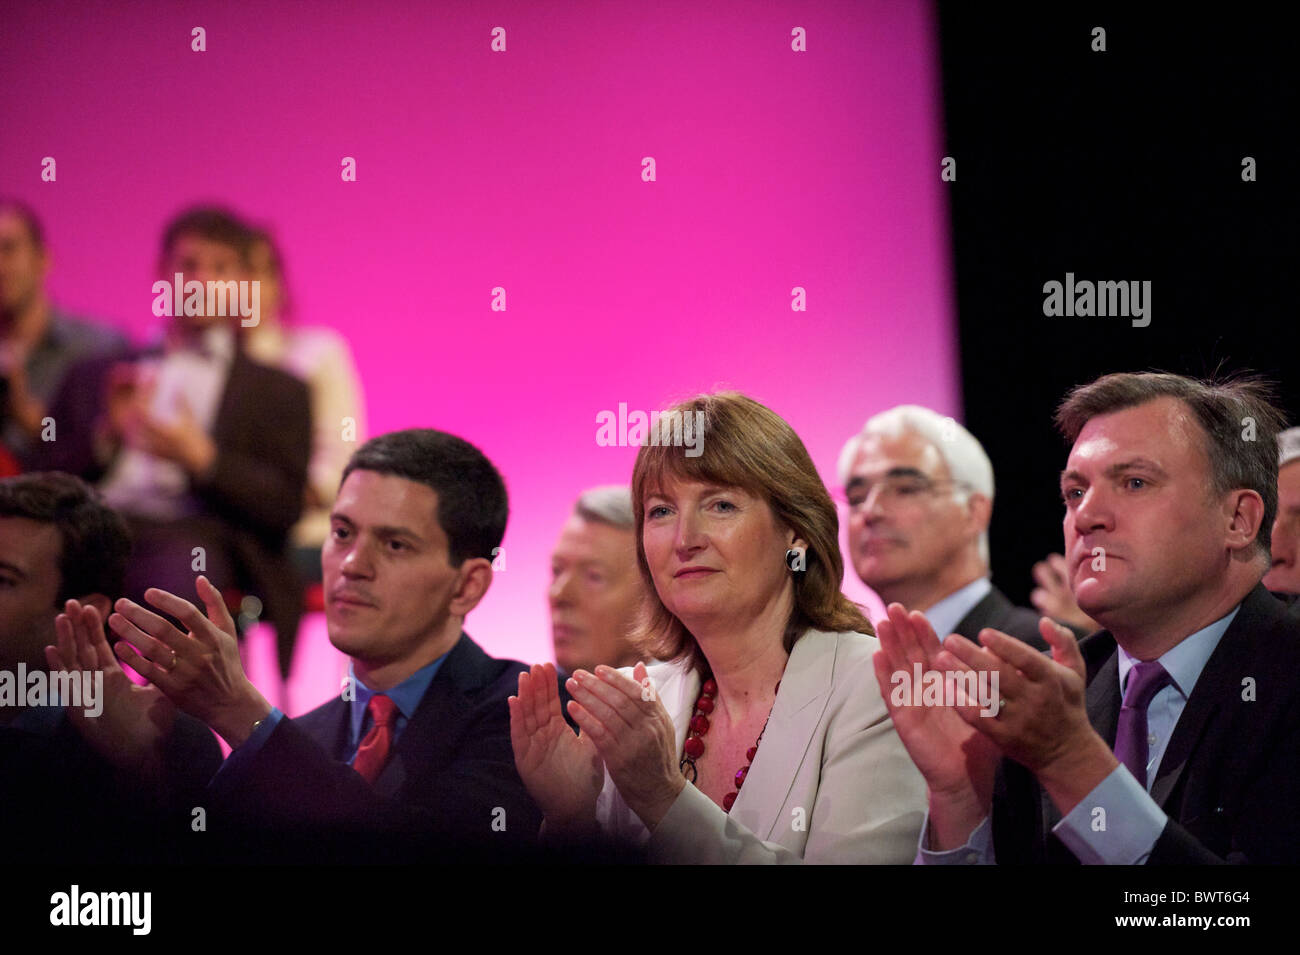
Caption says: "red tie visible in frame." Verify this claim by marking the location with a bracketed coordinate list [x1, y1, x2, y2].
[352, 694, 398, 785]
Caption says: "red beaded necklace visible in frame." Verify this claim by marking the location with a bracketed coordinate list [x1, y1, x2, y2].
[679, 676, 781, 813]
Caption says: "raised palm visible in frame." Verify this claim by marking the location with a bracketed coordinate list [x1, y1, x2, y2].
[509, 663, 604, 827]
[50, 601, 177, 779]
[872, 604, 1001, 803]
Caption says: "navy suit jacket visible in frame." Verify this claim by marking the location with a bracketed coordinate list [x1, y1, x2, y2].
[0, 711, 220, 864]
[208, 634, 543, 863]
[991, 583, 1300, 864]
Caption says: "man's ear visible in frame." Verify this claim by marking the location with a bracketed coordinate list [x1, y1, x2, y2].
[1224, 489, 1265, 559]
[448, 558, 494, 618]
[965, 493, 993, 540]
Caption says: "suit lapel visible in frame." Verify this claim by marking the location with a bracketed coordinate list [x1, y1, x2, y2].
[1147, 592, 1266, 809]
[734, 630, 835, 840]
[294, 695, 352, 762]
[953, 591, 997, 640]
[375, 634, 489, 799]
[1086, 647, 1121, 749]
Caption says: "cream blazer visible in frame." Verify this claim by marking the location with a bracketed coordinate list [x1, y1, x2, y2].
[596, 628, 926, 863]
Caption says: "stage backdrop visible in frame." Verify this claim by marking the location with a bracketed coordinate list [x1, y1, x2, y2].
[3, 0, 956, 692]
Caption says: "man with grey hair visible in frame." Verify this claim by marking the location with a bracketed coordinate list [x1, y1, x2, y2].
[1264, 426, 1300, 601]
[549, 485, 646, 676]
[839, 405, 1076, 649]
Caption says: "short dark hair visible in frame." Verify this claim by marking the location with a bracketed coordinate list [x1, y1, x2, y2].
[160, 205, 253, 265]
[0, 473, 131, 604]
[1055, 371, 1285, 555]
[0, 198, 46, 251]
[340, 430, 508, 566]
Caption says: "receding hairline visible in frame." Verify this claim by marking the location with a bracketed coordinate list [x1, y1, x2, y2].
[1065, 395, 1216, 471]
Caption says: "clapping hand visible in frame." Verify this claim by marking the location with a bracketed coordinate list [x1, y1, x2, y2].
[509, 662, 605, 836]
[563, 662, 685, 831]
[48, 599, 177, 782]
[107, 575, 271, 749]
[871, 602, 1002, 850]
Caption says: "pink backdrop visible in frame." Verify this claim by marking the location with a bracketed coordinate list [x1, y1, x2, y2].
[3, 0, 957, 708]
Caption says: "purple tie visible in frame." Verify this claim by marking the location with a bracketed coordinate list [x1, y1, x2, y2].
[1113, 660, 1173, 789]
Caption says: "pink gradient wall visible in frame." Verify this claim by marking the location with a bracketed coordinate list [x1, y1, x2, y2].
[3, 1, 957, 684]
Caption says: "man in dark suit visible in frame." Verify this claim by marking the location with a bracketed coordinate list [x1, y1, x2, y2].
[0, 472, 220, 864]
[34, 207, 311, 671]
[839, 405, 1082, 649]
[878, 372, 1299, 864]
[102, 429, 543, 862]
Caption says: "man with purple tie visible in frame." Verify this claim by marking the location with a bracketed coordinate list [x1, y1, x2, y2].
[875, 371, 1300, 864]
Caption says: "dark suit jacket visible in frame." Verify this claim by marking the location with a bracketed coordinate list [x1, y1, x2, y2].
[0, 711, 221, 864]
[953, 585, 1089, 651]
[991, 583, 1300, 864]
[1271, 590, 1300, 616]
[207, 633, 544, 863]
[35, 346, 311, 664]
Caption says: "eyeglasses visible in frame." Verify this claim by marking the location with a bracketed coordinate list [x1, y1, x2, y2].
[835, 476, 971, 512]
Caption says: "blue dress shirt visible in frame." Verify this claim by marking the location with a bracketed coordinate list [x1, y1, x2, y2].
[220, 652, 450, 776]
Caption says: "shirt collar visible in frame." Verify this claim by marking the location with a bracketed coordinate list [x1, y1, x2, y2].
[925, 577, 993, 641]
[348, 649, 453, 744]
[1117, 604, 1240, 699]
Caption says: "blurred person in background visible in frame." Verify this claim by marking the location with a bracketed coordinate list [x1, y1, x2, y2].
[839, 405, 1088, 650]
[549, 485, 645, 677]
[33, 206, 310, 689]
[1263, 426, 1300, 606]
[0, 199, 127, 468]
[243, 227, 367, 585]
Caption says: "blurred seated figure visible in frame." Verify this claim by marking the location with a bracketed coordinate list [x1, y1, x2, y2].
[549, 486, 646, 677]
[838, 405, 1090, 647]
[0, 472, 219, 864]
[0, 199, 127, 465]
[32, 207, 311, 676]
[1264, 426, 1300, 606]
[243, 226, 367, 588]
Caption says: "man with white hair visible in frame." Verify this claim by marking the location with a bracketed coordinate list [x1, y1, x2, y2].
[549, 486, 647, 676]
[1264, 426, 1300, 602]
[839, 405, 1081, 649]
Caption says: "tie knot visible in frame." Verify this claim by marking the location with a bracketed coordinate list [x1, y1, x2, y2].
[1123, 660, 1172, 711]
[367, 693, 398, 727]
